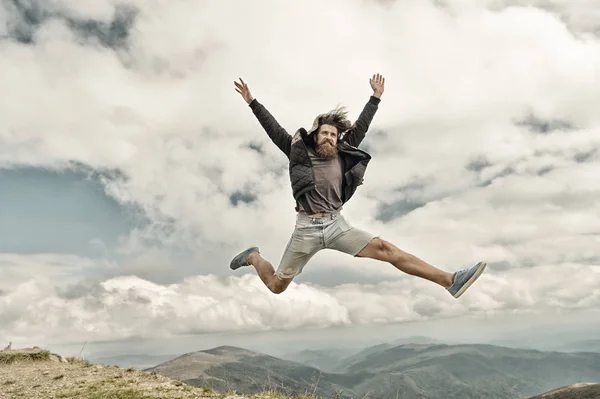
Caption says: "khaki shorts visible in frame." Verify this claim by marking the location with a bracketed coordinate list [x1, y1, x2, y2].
[274, 212, 377, 279]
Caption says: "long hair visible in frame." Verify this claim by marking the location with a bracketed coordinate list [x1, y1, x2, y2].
[305, 105, 352, 149]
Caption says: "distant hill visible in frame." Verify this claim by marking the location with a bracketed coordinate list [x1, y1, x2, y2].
[279, 347, 356, 372]
[552, 339, 600, 353]
[334, 342, 396, 372]
[87, 353, 178, 369]
[486, 327, 600, 353]
[145, 345, 364, 398]
[147, 343, 600, 399]
[281, 336, 447, 372]
[390, 335, 447, 346]
[338, 343, 600, 398]
[486, 338, 600, 353]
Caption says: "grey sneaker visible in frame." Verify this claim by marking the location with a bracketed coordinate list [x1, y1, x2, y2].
[447, 261, 486, 298]
[230, 246, 259, 270]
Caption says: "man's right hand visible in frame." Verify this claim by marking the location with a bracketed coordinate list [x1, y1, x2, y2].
[234, 78, 254, 104]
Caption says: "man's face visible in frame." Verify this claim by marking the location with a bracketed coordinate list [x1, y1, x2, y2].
[315, 124, 338, 159]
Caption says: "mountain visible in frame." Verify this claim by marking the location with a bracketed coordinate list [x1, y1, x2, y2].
[145, 345, 364, 398]
[528, 382, 600, 398]
[338, 343, 600, 398]
[87, 353, 178, 369]
[485, 324, 600, 353]
[552, 339, 600, 353]
[335, 342, 396, 372]
[3, 345, 598, 399]
[391, 336, 447, 346]
[488, 338, 600, 354]
[146, 343, 600, 399]
[281, 337, 447, 372]
[279, 347, 356, 372]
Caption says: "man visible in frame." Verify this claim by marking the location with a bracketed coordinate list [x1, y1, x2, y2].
[230, 74, 486, 298]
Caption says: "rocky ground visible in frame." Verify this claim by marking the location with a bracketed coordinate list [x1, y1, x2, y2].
[0, 348, 312, 399]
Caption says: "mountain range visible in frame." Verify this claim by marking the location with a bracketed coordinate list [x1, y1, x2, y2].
[144, 342, 600, 399]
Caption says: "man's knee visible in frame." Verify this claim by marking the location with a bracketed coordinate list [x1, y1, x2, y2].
[268, 275, 293, 294]
[269, 281, 287, 294]
[358, 238, 397, 261]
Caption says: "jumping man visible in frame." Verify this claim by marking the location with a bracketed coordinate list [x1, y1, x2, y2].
[230, 74, 486, 298]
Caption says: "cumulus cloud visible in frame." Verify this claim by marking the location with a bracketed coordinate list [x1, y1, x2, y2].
[1, 253, 598, 346]
[1, 0, 599, 343]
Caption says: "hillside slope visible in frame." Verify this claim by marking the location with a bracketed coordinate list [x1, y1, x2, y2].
[340, 343, 600, 398]
[146, 346, 362, 398]
[0, 347, 309, 399]
[1, 346, 598, 399]
[147, 344, 600, 399]
[528, 382, 600, 398]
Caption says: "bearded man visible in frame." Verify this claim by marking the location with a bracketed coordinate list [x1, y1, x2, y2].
[230, 74, 486, 299]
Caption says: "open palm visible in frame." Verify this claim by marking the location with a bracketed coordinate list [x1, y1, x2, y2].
[370, 73, 385, 97]
[234, 78, 254, 104]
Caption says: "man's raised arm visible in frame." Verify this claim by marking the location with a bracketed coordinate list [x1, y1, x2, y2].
[342, 73, 385, 148]
[234, 78, 292, 158]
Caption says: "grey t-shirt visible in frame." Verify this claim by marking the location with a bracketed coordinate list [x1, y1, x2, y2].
[297, 147, 344, 214]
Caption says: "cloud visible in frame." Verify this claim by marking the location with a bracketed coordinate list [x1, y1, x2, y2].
[483, 0, 600, 34]
[1, 0, 599, 343]
[2, 0, 137, 49]
[1, 253, 598, 346]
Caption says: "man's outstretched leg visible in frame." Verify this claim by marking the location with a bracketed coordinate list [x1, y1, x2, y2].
[357, 239, 454, 287]
[322, 215, 485, 298]
[230, 247, 294, 294]
[357, 238, 486, 298]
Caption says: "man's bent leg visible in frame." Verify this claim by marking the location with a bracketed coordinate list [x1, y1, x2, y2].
[240, 228, 319, 294]
[247, 252, 294, 294]
[231, 214, 323, 294]
[357, 238, 454, 288]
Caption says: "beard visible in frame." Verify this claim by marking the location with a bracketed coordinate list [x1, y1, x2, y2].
[316, 141, 338, 159]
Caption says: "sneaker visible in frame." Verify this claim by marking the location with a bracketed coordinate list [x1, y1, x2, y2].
[230, 246, 260, 270]
[447, 261, 487, 298]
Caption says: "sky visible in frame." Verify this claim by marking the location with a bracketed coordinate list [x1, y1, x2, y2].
[1, 0, 599, 358]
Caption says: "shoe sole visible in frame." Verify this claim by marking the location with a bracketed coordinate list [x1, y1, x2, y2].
[453, 262, 487, 298]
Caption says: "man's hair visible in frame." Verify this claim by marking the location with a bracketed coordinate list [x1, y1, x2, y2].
[305, 105, 352, 150]
[316, 105, 352, 138]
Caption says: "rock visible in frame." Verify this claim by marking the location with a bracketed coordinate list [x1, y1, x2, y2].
[59, 356, 68, 363]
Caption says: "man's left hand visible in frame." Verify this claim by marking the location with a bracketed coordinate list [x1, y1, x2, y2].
[370, 73, 385, 98]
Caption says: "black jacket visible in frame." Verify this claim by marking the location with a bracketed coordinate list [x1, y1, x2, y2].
[248, 95, 381, 211]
